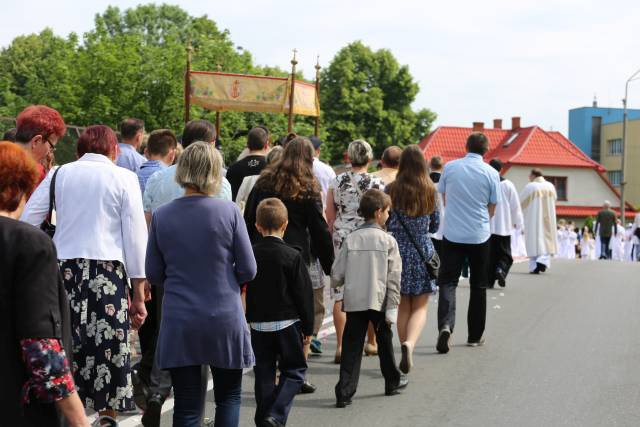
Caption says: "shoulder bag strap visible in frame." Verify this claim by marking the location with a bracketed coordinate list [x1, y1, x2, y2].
[47, 166, 61, 220]
[395, 210, 428, 264]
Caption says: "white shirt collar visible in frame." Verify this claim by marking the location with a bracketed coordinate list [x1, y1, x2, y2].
[78, 153, 115, 164]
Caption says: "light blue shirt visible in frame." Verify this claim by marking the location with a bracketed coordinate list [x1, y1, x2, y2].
[136, 159, 167, 196]
[143, 164, 232, 212]
[250, 319, 299, 332]
[116, 143, 146, 172]
[438, 153, 501, 244]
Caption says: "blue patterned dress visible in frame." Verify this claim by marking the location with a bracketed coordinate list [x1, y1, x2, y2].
[388, 208, 440, 296]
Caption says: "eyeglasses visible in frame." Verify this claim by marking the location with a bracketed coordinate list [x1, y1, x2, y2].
[41, 136, 57, 152]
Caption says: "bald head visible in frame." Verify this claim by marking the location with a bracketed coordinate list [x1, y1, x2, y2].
[380, 146, 402, 169]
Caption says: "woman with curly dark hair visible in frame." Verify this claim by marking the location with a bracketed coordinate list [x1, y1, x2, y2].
[245, 137, 333, 272]
[244, 136, 334, 394]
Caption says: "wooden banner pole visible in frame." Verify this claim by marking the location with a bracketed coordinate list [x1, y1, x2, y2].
[314, 55, 321, 137]
[215, 64, 222, 139]
[287, 49, 298, 133]
[184, 42, 193, 125]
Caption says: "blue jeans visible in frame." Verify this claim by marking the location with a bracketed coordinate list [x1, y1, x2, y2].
[169, 365, 243, 427]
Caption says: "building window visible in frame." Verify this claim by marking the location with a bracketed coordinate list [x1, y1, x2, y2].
[546, 176, 568, 201]
[608, 170, 622, 187]
[607, 138, 623, 156]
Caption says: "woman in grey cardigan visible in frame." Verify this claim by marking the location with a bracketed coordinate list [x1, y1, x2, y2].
[146, 142, 257, 427]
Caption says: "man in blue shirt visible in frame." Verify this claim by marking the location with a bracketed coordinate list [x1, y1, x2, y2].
[136, 129, 177, 196]
[435, 132, 501, 353]
[116, 118, 146, 172]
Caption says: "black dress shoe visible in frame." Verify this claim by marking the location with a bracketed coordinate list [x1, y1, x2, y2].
[495, 268, 506, 287]
[335, 398, 352, 408]
[385, 375, 409, 396]
[537, 262, 547, 273]
[298, 381, 316, 394]
[141, 393, 164, 427]
[436, 327, 451, 354]
[261, 416, 285, 427]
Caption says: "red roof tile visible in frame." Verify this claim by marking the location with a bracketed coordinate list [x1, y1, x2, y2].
[556, 205, 636, 219]
[420, 126, 602, 170]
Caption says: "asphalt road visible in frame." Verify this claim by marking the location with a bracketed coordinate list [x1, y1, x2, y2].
[118, 259, 640, 427]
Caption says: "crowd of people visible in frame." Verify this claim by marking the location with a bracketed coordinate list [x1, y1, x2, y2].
[555, 202, 640, 262]
[2, 104, 640, 427]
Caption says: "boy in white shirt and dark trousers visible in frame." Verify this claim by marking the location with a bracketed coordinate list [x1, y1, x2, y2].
[331, 189, 407, 408]
[245, 198, 314, 427]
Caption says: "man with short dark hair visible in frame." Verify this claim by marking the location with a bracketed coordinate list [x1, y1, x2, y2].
[116, 118, 146, 172]
[227, 127, 269, 200]
[436, 132, 501, 353]
[595, 201, 617, 260]
[137, 130, 178, 198]
[15, 105, 66, 183]
[143, 120, 231, 217]
[372, 146, 402, 185]
[429, 156, 444, 183]
[488, 159, 523, 287]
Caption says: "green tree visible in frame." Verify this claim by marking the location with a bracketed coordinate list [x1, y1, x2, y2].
[320, 41, 436, 164]
[0, 29, 81, 121]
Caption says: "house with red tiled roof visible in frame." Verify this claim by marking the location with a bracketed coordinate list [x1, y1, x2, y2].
[419, 117, 636, 222]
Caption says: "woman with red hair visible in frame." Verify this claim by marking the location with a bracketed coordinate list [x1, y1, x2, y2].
[0, 142, 89, 426]
[14, 105, 66, 183]
[21, 125, 149, 421]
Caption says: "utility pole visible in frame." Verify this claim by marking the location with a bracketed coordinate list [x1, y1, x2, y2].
[621, 67, 640, 222]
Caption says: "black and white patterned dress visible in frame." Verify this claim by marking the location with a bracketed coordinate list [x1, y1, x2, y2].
[59, 259, 134, 412]
[330, 171, 385, 251]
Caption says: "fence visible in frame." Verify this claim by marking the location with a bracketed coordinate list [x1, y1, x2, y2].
[1, 116, 86, 165]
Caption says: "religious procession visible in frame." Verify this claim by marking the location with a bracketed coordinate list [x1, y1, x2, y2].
[2, 4, 640, 427]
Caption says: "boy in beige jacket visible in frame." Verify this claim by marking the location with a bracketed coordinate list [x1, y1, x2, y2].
[331, 189, 407, 408]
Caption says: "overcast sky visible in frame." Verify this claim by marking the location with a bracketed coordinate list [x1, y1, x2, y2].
[2, 0, 639, 135]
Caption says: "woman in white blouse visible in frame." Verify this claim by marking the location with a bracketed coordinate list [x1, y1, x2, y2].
[21, 125, 148, 421]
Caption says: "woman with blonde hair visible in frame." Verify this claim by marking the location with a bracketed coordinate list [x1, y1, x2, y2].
[146, 142, 257, 426]
[386, 145, 440, 374]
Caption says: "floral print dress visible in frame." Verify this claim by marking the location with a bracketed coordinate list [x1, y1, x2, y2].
[330, 171, 385, 251]
[388, 208, 441, 296]
[59, 258, 134, 412]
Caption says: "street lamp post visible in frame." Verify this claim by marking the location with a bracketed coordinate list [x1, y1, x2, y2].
[621, 67, 640, 222]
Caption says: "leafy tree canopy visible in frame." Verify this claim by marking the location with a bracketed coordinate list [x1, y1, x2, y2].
[320, 41, 436, 163]
[0, 8, 435, 165]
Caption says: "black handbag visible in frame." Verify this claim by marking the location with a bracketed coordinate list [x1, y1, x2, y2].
[40, 166, 61, 238]
[395, 211, 440, 279]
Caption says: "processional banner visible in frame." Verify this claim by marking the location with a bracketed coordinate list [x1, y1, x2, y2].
[189, 71, 319, 117]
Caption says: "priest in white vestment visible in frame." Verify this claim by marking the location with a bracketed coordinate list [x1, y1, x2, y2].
[520, 169, 557, 273]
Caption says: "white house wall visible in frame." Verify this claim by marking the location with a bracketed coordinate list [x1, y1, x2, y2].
[503, 166, 620, 206]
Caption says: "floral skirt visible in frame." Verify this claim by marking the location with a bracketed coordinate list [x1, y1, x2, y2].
[59, 259, 134, 412]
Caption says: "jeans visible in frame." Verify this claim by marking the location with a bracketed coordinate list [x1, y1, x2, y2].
[437, 238, 489, 342]
[169, 365, 243, 427]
